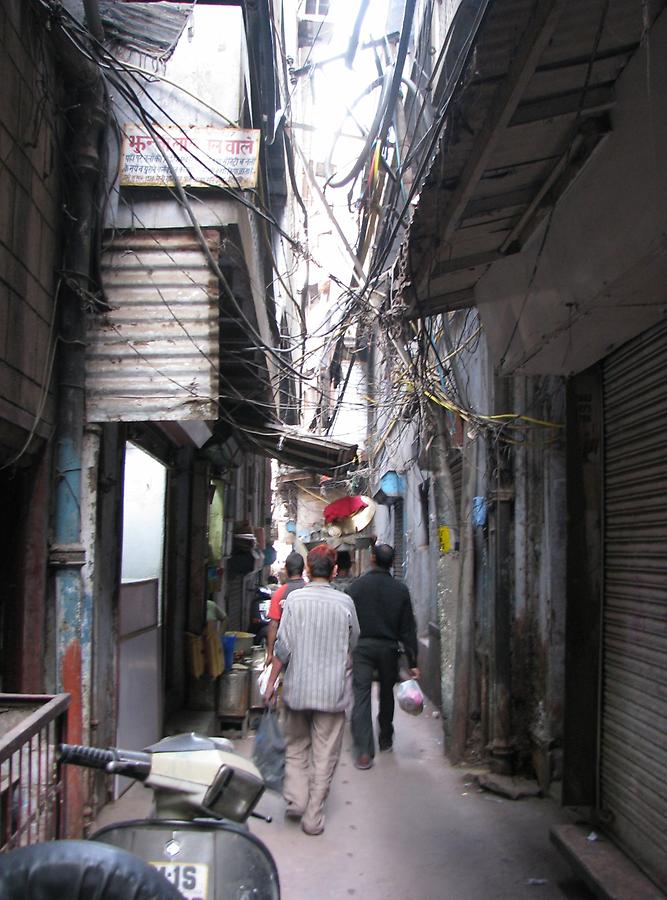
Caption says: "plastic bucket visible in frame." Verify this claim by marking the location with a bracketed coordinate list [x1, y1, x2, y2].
[222, 634, 236, 671]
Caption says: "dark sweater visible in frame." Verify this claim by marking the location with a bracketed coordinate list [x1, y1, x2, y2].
[347, 568, 418, 668]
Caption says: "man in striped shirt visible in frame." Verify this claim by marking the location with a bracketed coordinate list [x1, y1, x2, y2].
[264, 544, 360, 836]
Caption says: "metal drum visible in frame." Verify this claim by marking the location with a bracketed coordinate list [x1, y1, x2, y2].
[217, 669, 249, 717]
[249, 664, 266, 709]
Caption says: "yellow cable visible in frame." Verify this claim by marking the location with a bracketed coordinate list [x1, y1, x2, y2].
[296, 484, 327, 503]
[484, 413, 564, 428]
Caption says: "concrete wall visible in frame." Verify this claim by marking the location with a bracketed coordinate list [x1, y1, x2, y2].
[90, 424, 124, 812]
[509, 376, 566, 781]
[366, 295, 568, 776]
[0, 0, 61, 462]
[452, 319, 566, 775]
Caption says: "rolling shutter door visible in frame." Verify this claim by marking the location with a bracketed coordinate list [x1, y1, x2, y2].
[392, 498, 405, 577]
[601, 318, 667, 891]
[86, 229, 220, 423]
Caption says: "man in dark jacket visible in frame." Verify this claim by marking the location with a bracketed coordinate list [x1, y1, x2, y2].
[347, 543, 420, 769]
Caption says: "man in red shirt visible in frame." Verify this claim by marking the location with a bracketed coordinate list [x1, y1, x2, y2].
[265, 551, 305, 663]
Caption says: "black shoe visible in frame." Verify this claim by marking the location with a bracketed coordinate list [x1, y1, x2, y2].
[378, 738, 393, 752]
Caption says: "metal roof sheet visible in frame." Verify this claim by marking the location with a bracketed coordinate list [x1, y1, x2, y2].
[250, 426, 358, 475]
[86, 228, 220, 422]
[399, 0, 663, 317]
[99, 2, 192, 59]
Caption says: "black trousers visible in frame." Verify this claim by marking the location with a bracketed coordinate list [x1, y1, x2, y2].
[351, 638, 399, 758]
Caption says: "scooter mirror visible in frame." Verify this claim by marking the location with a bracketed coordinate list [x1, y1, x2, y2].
[202, 764, 265, 822]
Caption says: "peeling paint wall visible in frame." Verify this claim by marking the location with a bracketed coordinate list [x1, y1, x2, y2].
[510, 375, 566, 783]
[90, 424, 124, 815]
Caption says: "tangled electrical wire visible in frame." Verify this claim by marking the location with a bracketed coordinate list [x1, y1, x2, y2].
[293, 0, 566, 458]
[35, 0, 351, 458]
[33, 0, 566, 482]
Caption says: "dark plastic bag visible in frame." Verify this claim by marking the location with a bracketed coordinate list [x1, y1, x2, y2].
[253, 708, 286, 792]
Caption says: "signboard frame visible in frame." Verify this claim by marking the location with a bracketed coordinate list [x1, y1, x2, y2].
[120, 125, 260, 189]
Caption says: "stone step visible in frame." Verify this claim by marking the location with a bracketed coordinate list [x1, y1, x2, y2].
[551, 823, 665, 899]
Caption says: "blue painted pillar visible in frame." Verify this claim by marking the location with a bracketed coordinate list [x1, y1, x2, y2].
[50, 79, 105, 837]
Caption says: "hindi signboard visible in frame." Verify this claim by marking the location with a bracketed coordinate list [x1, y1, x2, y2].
[120, 125, 260, 189]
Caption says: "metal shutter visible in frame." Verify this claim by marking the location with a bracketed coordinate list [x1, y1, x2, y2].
[87, 229, 220, 423]
[392, 498, 405, 576]
[601, 318, 667, 891]
[226, 577, 244, 632]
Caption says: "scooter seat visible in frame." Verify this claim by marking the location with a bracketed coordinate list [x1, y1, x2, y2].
[0, 839, 182, 899]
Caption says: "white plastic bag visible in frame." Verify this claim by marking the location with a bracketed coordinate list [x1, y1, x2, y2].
[397, 678, 424, 716]
[258, 664, 272, 697]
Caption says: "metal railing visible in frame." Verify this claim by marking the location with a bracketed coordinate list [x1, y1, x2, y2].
[0, 693, 70, 852]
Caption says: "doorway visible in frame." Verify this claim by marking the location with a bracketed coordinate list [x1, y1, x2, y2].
[116, 442, 167, 796]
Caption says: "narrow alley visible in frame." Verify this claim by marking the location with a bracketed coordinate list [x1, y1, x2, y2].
[1, 0, 666, 896]
[94, 695, 593, 900]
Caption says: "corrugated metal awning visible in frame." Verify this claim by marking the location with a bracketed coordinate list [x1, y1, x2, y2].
[247, 426, 358, 475]
[202, 424, 357, 475]
[86, 228, 220, 423]
[398, 0, 655, 318]
[99, 2, 192, 59]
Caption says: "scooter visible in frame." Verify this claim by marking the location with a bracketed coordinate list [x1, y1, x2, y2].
[0, 733, 280, 900]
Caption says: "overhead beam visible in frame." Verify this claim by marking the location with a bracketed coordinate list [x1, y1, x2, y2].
[437, 0, 569, 246]
[470, 44, 636, 90]
[414, 249, 504, 305]
[501, 113, 611, 252]
[429, 249, 503, 278]
[510, 84, 615, 127]
[406, 288, 476, 319]
[462, 186, 538, 221]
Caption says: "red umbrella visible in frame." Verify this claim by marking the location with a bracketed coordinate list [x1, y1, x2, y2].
[323, 495, 368, 524]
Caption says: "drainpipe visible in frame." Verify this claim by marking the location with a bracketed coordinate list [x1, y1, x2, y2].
[450, 430, 478, 764]
[488, 376, 515, 774]
[82, 0, 105, 43]
[48, 3, 106, 837]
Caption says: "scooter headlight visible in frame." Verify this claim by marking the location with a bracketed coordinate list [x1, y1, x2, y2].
[202, 764, 264, 822]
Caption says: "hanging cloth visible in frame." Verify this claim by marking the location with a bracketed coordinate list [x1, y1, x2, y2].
[323, 495, 368, 524]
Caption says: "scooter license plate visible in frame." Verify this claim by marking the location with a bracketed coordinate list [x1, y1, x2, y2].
[151, 861, 209, 899]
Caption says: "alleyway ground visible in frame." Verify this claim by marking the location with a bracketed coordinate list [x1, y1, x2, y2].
[94, 692, 593, 900]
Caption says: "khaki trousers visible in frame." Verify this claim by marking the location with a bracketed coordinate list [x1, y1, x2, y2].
[282, 706, 346, 833]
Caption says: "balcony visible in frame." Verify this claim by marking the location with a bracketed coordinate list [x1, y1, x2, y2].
[0, 694, 70, 852]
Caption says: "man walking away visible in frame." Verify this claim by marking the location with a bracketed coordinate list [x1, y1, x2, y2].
[331, 549, 354, 593]
[348, 543, 420, 769]
[264, 545, 359, 836]
[265, 551, 305, 664]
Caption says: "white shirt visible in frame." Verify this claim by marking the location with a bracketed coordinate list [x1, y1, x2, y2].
[275, 583, 359, 712]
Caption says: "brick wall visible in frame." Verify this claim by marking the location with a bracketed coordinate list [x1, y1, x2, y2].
[0, 0, 62, 464]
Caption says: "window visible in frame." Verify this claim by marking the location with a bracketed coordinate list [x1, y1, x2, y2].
[306, 0, 330, 15]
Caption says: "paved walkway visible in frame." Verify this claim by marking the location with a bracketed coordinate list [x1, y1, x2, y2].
[248, 696, 592, 900]
[93, 694, 593, 900]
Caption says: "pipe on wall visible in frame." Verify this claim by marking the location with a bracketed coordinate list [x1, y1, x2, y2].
[47, 0, 106, 836]
[83, 0, 105, 43]
[488, 376, 515, 774]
